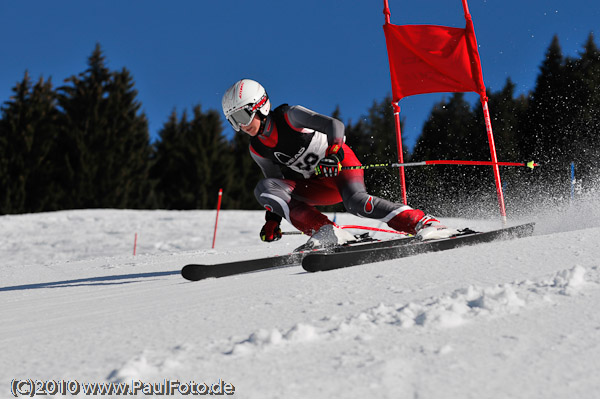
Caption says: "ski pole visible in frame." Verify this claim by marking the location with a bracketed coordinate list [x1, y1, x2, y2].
[281, 225, 409, 236]
[339, 160, 539, 172]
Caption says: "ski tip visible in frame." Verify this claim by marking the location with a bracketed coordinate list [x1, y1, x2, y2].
[181, 264, 210, 281]
[181, 265, 194, 281]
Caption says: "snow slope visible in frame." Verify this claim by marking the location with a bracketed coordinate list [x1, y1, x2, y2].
[1, 202, 600, 398]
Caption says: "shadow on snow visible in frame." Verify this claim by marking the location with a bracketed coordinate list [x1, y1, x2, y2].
[0, 270, 181, 292]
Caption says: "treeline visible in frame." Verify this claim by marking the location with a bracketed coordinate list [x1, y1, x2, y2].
[410, 33, 600, 216]
[1, 35, 599, 216]
[347, 33, 600, 217]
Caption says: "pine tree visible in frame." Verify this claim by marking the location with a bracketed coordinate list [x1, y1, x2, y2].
[568, 33, 600, 185]
[472, 80, 530, 211]
[0, 72, 62, 214]
[150, 106, 235, 209]
[149, 110, 185, 208]
[57, 44, 152, 209]
[107, 67, 155, 208]
[410, 93, 478, 215]
[228, 130, 263, 209]
[522, 36, 572, 195]
[345, 95, 406, 201]
[190, 105, 235, 209]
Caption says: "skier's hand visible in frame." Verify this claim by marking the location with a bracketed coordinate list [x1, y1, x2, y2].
[316, 145, 344, 177]
[260, 220, 282, 242]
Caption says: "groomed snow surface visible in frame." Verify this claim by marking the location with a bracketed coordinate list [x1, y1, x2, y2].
[1, 199, 600, 398]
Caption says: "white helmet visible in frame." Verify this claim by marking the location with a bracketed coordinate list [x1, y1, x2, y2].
[222, 79, 271, 131]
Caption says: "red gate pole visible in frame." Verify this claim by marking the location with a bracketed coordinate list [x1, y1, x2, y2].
[462, 0, 507, 224]
[481, 99, 507, 224]
[212, 188, 223, 249]
[133, 233, 137, 256]
[384, 0, 408, 205]
[383, 0, 391, 24]
[392, 102, 408, 205]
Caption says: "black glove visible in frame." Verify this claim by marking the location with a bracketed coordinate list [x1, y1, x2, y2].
[316, 145, 344, 177]
[260, 220, 282, 242]
[260, 211, 283, 242]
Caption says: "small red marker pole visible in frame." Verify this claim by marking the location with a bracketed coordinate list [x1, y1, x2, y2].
[212, 189, 223, 249]
[133, 233, 138, 256]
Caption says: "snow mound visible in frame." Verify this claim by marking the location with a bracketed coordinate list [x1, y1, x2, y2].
[225, 265, 596, 356]
[341, 265, 593, 333]
[547, 264, 588, 293]
[227, 323, 319, 355]
[108, 345, 190, 382]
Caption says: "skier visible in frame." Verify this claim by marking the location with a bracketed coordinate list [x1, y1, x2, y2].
[221, 79, 457, 247]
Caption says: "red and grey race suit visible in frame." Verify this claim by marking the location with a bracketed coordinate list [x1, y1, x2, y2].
[251, 104, 425, 235]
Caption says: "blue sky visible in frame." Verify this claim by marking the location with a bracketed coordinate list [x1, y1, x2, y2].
[1, 0, 598, 152]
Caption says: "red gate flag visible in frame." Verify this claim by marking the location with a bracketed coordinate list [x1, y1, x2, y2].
[383, 21, 486, 101]
[382, 0, 507, 222]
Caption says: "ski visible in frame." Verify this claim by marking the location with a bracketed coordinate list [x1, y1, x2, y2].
[181, 234, 416, 281]
[182, 252, 304, 281]
[302, 222, 535, 273]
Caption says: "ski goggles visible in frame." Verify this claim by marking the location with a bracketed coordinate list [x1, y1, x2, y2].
[226, 106, 257, 131]
[226, 94, 268, 131]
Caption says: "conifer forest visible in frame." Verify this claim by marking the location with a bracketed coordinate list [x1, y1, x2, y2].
[1, 34, 599, 217]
